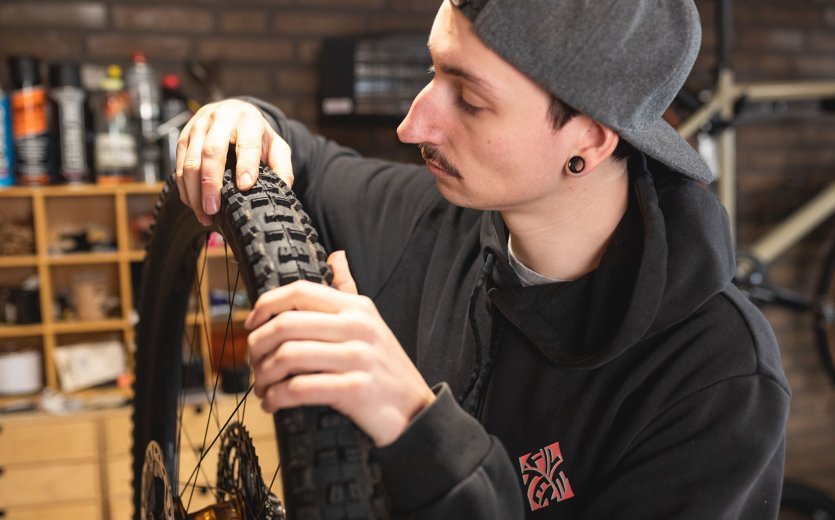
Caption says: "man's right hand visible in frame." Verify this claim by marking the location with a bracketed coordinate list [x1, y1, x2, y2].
[175, 99, 295, 226]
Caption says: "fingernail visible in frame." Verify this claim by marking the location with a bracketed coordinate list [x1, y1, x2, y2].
[204, 195, 219, 215]
[240, 172, 253, 188]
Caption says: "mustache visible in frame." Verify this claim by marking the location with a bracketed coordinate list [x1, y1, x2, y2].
[419, 144, 461, 178]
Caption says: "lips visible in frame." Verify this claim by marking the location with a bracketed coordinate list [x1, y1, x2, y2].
[426, 159, 451, 175]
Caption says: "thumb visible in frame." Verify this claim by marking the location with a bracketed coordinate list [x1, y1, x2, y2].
[327, 250, 358, 294]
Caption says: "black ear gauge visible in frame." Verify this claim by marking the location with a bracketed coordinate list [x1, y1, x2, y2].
[567, 156, 586, 174]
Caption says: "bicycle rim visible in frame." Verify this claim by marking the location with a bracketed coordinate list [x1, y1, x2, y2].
[132, 167, 389, 519]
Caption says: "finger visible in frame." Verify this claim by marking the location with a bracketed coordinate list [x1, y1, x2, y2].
[260, 371, 368, 414]
[264, 130, 295, 188]
[245, 281, 366, 330]
[247, 310, 360, 366]
[234, 110, 267, 191]
[181, 116, 212, 226]
[253, 340, 370, 398]
[200, 115, 234, 216]
[327, 251, 358, 295]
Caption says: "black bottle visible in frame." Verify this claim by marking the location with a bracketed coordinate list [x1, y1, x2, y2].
[49, 61, 91, 184]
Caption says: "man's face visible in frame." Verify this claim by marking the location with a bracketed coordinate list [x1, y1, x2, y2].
[397, 1, 578, 214]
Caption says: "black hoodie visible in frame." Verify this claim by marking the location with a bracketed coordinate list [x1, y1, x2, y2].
[248, 99, 791, 519]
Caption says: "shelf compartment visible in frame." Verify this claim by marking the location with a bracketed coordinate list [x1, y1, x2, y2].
[44, 195, 118, 256]
[50, 264, 122, 324]
[0, 195, 36, 257]
[127, 193, 158, 251]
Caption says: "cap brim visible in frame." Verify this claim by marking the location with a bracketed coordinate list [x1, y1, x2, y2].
[620, 118, 714, 183]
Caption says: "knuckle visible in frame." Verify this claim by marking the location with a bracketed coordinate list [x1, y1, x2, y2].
[345, 372, 371, 398]
[357, 295, 376, 312]
[182, 158, 202, 171]
[237, 140, 261, 152]
[285, 378, 306, 400]
[202, 143, 226, 159]
[346, 342, 372, 368]
[342, 309, 376, 338]
[201, 176, 221, 189]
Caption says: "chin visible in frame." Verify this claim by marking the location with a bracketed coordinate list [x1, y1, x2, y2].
[434, 181, 478, 209]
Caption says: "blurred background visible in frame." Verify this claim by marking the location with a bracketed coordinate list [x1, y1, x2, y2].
[0, 0, 832, 510]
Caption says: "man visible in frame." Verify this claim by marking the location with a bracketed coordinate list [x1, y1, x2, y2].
[176, 0, 790, 517]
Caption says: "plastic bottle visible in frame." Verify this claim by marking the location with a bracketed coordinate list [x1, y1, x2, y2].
[0, 86, 14, 186]
[159, 74, 188, 179]
[94, 65, 137, 184]
[49, 62, 90, 184]
[124, 52, 160, 184]
[8, 55, 51, 185]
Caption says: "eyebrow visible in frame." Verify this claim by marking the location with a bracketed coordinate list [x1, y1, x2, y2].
[427, 41, 496, 95]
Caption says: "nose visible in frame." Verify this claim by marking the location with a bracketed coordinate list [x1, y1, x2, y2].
[397, 82, 443, 146]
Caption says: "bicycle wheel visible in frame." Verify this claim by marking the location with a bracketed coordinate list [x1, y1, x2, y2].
[132, 164, 389, 519]
[814, 231, 835, 386]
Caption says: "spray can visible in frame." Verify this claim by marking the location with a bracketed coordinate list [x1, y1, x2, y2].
[125, 52, 160, 183]
[49, 62, 90, 184]
[9, 55, 51, 185]
[94, 65, 137, 184]
[0, 86, 14, 186]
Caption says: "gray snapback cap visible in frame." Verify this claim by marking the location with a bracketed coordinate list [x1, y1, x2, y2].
[451, 0, 713, 183]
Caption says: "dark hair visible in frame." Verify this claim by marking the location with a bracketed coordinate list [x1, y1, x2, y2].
[548, 94, 635, 163]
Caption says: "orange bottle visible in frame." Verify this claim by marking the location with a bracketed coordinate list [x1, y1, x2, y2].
[8, 55, 51, 186]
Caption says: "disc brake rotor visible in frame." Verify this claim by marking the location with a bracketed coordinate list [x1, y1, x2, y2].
[142, 440, 182, 520]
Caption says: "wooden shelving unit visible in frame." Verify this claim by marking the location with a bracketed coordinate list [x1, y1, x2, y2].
[0, 182, 254, 405]
[0, 182, 163, 400]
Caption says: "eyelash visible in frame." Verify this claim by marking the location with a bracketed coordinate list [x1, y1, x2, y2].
[455, 96, 482, 115]
[427, 65, 483, 116]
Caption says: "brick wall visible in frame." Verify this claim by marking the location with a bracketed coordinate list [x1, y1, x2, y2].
[1, 0, 834, 502]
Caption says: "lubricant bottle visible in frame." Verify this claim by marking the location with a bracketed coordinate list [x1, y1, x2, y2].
[159, 73, 188, 178]
[93, 65, 137, 184]
[49, 62, 90, 184]
[0, 85, 14, 186]
[124, 52, 160, 183]
[8, 55, 51, 185]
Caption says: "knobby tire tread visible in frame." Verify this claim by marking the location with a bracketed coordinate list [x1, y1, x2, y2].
[132, 166, 389, 520]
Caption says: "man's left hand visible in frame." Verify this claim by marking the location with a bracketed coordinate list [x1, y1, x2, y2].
[246, 251, 436, 447]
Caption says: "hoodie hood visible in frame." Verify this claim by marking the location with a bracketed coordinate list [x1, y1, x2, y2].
[481, 152, 735, 369]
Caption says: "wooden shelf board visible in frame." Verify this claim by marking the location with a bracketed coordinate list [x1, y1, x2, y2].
[0, 255, 38, 267]
[0, 324, 44, 338]
[47, 251, 121, 266]
[0, 183, 164, 198]
[52, 319, 128, 334]
[127, 250, 147, 262]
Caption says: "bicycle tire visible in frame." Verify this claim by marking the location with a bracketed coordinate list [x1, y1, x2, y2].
[780, 480, 835, 519]
[814, 231, 835, 386]
[132, 164, 389, 519]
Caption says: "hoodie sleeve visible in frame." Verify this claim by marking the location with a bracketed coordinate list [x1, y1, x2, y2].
[240, 97, 441, 295]
[583, 374, 790, 520]
[373, 384, 526, 519]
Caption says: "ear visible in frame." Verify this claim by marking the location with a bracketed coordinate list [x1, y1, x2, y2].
[565, 116, 620, 176]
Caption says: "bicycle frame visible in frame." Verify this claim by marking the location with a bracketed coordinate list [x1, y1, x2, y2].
[676, 0, 835, 281]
